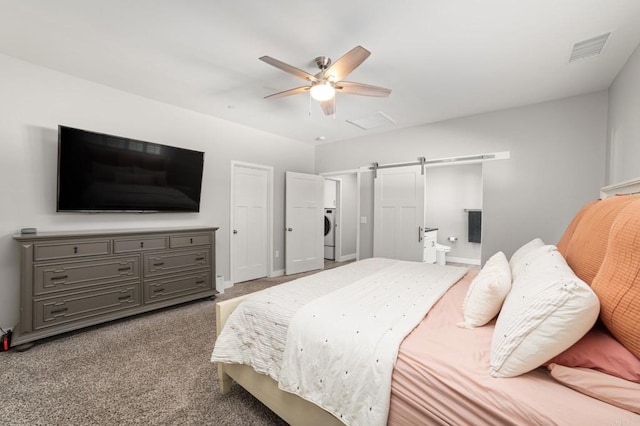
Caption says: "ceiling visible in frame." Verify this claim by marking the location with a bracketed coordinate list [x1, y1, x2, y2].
[1, 1, 640, 145]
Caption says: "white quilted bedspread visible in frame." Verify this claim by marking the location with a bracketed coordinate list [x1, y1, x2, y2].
[278, 261, 467, 426]
[211, 258, 398, 380]
[211, 258, 467, 426]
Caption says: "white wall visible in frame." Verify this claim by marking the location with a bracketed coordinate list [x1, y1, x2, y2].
[316, 92, 608, 265]
[607, 42, 640, 184]
[425, 164, 483, 263]
[0, 54, 314, 329]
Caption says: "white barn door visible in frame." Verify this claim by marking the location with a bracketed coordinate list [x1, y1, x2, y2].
[285, 171, 324, 275]
[373, 166, 425, 261]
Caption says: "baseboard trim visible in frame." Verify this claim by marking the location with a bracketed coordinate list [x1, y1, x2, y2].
[216, 276, 233, 294]
[447, 256, 481, 266]
[271, 269, 285, 277]
[337, 253, 357, 262]
[216, 276, 229, 294]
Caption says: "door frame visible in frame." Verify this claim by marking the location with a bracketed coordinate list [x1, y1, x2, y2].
[229, 161, 274, 287]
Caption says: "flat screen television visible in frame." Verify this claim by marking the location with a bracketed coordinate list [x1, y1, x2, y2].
[57, 126, 205, 212]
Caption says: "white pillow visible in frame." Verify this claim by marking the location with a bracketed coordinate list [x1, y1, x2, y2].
[509, 238, 545, 271]
[490, 250, 599, 378]
[458, 252, 511, 328]
[510, 244, 557, 279]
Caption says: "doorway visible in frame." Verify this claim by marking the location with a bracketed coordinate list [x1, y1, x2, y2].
[424, 163, 483, 265]
[321, 171, 359, 263]
[323, 178, 339, 262]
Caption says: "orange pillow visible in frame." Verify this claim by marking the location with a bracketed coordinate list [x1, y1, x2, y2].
[564, 196, 638, 285]
[591, 198, 640, 358]
[557, 199, 599, 257]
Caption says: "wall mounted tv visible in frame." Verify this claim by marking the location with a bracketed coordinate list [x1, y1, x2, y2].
[57, 126, 205, 213]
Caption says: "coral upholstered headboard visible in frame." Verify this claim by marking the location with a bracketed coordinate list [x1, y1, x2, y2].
[560, 196, 637, 285]
[557, 181, 640, 359]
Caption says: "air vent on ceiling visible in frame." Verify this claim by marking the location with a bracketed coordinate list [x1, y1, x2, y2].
[346, 112, 396, 130]
[569, 32, 611, 63]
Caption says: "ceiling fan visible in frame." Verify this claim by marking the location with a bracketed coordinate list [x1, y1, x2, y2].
[259, 45, 391, 116]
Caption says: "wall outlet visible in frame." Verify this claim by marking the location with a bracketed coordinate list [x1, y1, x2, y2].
[360, 216, 368, 224]
[275, 250, 280, 258]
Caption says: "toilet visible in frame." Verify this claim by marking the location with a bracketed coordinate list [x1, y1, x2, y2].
[435, 243, 451, 265]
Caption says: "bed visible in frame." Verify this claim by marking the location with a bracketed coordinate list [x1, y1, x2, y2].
[212, 182, 640, 425]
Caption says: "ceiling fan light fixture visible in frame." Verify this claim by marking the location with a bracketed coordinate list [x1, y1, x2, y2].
[310, 81, 335, 101]
[260, 46, 390, 116]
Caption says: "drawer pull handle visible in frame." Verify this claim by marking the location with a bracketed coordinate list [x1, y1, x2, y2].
[190, 238, 193, 244]
[118, 295, 131, 300]
[118, 267, 131, 272]
[140, 242, 144, 248]
[73, 247, 78, 254]
[153, 262, 165, 266]
[195, 280, 205, 285]
[195, 257, 205, 261]
[51, 275, 68, 281]
[153, 288, 165, 293]
[51, 307, 68, 315]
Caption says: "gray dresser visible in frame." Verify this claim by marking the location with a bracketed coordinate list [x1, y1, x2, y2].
[12, 226, 217, 347]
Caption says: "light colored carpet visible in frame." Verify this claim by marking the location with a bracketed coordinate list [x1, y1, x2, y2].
[0, 262, 351, 426]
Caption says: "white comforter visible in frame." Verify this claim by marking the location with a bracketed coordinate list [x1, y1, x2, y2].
[212, 258, 468, 425]
[211, 258, 399, 380]
[278, 260, 467, 426]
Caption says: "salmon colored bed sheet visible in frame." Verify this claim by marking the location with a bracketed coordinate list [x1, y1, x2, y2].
[388, 271, 640, 425]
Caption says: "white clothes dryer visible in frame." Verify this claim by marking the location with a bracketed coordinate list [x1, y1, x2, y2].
[324, 208, 336, 260]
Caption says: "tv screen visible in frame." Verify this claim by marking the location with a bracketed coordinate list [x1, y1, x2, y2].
[57, 126, 204, 212]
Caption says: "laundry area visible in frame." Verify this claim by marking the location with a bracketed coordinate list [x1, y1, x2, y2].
[324, 179, 337, 260]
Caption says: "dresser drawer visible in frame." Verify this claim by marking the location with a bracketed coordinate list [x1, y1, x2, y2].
[33, 256, 140, 296]
[144, 271, 211, 304]
[34, 239, 111, 261]
[144, 249, 210, 277]
[113, 236, 167, 253]
[169, 233, 211, 248]
[33, 283, 140, 330]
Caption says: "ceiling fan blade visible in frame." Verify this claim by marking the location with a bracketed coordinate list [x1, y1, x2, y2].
[323, 46, 371, 81]
[264, 86, 310, 99]
[335, 81, 391, 97]
[319, 99, 335, 116]
[259, 56, 319, 82]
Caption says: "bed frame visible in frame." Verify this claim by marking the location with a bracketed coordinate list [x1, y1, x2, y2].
[215, 178, 640, 425]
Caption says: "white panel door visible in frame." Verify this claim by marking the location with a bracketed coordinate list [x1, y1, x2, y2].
[233, 166, 268, 283]
[324, 179, 337, 208]
[285, 171, 324, 275]
[373, 166, 425, 261]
